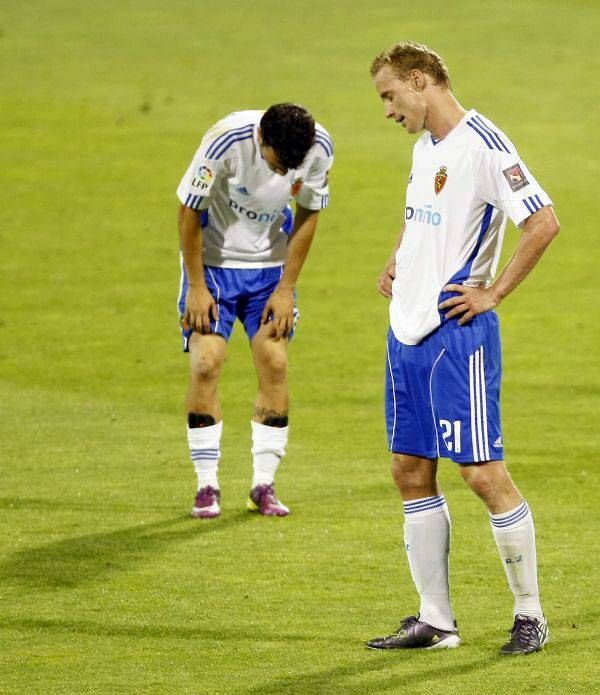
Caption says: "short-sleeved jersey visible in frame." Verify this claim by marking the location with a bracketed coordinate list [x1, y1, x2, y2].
[177, 110, 334, 268]
[390, 109, 552, 345]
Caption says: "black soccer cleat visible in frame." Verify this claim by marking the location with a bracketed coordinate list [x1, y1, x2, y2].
[366, 614, 461, 650]
[500, 614, 549, 655]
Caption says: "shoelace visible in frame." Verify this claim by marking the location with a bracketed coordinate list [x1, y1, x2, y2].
[395, 616, 419, 634]
[509, 616, 539, 646]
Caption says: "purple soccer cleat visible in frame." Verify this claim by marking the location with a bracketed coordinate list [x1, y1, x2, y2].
[247, 483, 290, 516]
[500, 614, 549, 655]
[366, 614, 461, 650]
[191, 486, 221, 519]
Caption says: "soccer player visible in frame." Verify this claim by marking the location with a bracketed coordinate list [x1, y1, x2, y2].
[176, 104, 333, 519]
[366, 43, 559, 655]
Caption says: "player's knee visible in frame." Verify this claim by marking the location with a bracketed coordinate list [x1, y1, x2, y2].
[190, 350, 223, 382]
[460, 462, 513, 503]
[391, 454, 435, 495]
[260, 344, 288, 381]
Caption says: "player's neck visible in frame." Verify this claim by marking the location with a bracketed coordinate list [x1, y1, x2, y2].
[424, 91, 467, 141]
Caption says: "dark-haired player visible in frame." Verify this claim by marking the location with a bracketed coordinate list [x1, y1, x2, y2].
[176, 104, 333, 518]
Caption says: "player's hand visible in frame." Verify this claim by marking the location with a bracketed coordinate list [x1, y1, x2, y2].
[184, 285, 218, 334]
[438, 284, 501, 325]
[377, 258, 396, 298]
[261, 287, 294, 339]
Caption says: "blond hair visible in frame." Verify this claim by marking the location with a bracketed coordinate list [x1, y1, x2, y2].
[370, 41, 451, 88]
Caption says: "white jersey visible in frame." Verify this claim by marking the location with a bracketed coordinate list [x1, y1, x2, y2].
[391, 109, 552, 345]
[177, 110, 333, 268]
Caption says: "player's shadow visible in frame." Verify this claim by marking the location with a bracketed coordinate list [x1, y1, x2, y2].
[0, 509, 253, 590]
[240, 630, 595, 695]
[0, 616, 312, 644]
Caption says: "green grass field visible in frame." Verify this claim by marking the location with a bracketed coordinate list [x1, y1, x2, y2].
[2, 1, 599, 692]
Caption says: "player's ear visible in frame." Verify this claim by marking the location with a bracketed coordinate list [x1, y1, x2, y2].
[257, 127, 263, 145]
[411, 69, 426, 91]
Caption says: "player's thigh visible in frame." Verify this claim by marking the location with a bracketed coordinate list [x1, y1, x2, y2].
[240, 267, 299, 342]
[189, 332, 228, 381]
[432, 313, 503, 464]
[251, 323, 289, 382]
[178, 264, 236, 349]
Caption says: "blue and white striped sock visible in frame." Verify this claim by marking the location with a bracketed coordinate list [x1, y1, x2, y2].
[490, 499, 544, 620]
[403, 494, 455, 631]
[187, 421, 222, 490]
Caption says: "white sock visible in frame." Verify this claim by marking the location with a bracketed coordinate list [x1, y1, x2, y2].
[403, 495, 455, 631]
[187, 421, 222, 490]
[490, 499, 544, 620]
[251, 421, 288, 487]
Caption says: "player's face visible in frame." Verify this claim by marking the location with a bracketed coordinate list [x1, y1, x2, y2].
[260, 143, 289, 176]
[373, 65, 427, 134]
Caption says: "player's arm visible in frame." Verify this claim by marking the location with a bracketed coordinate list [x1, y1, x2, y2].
[178, 204, 218, 334]
[378, 225, 405, 298]
[261, 203, 319, 339]
[440, 205, 560, 325]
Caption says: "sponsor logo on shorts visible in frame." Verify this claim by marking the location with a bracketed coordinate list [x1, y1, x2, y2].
[502, 163, 529, 192]
[405, 204, 442, 227]
[434, 165, 448, 194]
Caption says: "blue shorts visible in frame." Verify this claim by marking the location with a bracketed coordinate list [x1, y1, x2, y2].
[385, 312, 504, 464]
[177, 263, 298, 350]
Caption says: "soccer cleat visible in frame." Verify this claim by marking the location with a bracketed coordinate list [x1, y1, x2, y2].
[247, 483, 290, 516]
[366, 614, 461, 650]
[191, 486, 221, 519]
[500, 614, 549, 655]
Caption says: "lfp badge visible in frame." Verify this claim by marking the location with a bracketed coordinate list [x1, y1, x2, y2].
[192, 165, 213, 190]
[434, 165, 448, 195]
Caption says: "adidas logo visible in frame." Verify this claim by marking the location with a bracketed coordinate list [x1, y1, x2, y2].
[237, 186, 250, 195]
[493, 436, 503, 448]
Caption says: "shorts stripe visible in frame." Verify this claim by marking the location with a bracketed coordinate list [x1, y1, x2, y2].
[469, 352, 479, 462]
[205, 267, 221, 334]
[178, 253, 186, 313]
[480, 346, 490, 460]
[386, 341, 397, 449]
[470, 346, 490, 462]
[429, 349, 446, 458]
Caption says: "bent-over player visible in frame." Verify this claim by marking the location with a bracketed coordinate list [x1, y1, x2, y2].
[177, 104, 333, 518]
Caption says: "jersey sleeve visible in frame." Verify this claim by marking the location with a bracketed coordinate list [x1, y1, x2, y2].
[176, 126, 230, 211]
[294, 128, 334, 210]
[294, 155, 333, 210]
[472, 147, 553, 228]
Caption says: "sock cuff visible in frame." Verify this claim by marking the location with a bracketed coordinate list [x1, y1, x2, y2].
[251, 421, 289, 441]
[187, 420, 223, 448]
[403, 494, 448, 519]
[490, 499, 530, 530]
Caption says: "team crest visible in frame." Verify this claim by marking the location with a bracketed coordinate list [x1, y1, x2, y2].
[291, 177, 304, 197]
[434, 165, 447, 195]
[502, 163, 529, 192]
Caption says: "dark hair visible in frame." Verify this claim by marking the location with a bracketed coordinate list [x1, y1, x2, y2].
[260, 103, 315, 169]
[370, 41, 451, 89]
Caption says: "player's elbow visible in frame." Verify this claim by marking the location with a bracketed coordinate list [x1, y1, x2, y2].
[541, 217, 560, 246]
[548, 217, 560, 239]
